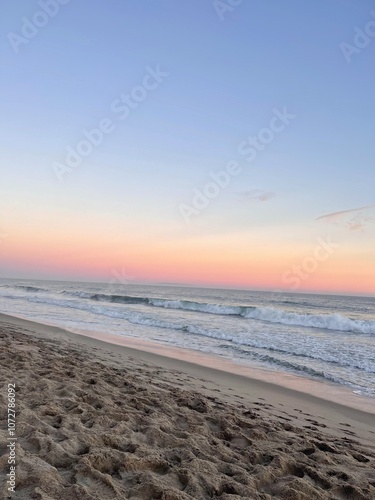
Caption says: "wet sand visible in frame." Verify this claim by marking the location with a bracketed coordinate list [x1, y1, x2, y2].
[1, 313, 374, 499]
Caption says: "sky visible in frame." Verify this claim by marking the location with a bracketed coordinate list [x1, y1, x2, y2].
[0, 0, 374, 295]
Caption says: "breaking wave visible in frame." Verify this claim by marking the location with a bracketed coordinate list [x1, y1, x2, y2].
[1, 287, 374, 335]
[4, 285, 375, 334]
[61, 292, 375, 335]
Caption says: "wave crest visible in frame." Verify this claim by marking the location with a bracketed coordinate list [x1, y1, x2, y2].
[68, 293, 375, 335]
[243, 307, 375, 335]
[3, 286, 374, 335]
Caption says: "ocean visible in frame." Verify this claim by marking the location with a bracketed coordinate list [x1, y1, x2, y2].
[0, 279, 374, 399]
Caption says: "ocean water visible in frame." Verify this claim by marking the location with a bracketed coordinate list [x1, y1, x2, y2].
[0, 279, 374, 398]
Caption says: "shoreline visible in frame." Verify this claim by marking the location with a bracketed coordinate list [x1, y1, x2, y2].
[1, 312, 374, 435]
[1, 312, 375, 499]
[1, 311, 375, 417]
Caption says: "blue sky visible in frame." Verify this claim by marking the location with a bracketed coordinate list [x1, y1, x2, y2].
[0, 0, 374, 292]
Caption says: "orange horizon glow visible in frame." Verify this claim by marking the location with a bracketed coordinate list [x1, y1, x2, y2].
[1, 228, 374, 296]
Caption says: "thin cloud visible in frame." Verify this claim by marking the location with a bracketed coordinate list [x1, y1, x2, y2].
[316, 204, 375, 221]
[238, 189, 276, 202]
[316, 204, 375, 231]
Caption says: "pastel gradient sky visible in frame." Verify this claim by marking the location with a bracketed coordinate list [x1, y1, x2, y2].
[1, 1, 374, 294]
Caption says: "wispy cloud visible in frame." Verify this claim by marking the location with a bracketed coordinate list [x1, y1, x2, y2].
[316, 204, 375, 231]
[238, 189, 276, 202]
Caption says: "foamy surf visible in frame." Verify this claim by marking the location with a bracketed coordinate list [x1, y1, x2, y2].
[0, 280, 374, 397]
[47, 290, 375, 335]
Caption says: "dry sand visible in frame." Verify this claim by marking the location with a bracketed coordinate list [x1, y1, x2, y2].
[0, 313, 374, 500]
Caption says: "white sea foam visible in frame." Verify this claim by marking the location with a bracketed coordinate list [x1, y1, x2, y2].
[243, 307, 375, 334]
[0, 280, 374, 397]
[149, 298, 244, 316]
[2, 287, 374, 335]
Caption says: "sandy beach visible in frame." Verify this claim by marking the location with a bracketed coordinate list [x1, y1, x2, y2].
[1, 313, 374, 500]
